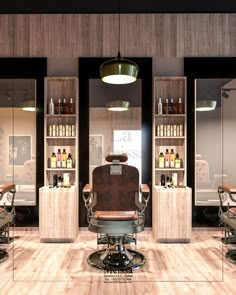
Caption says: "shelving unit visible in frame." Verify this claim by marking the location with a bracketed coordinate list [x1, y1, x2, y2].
[39, 77, 79, 242]
[152, 76, 192, 243]
[44, 77, 78, 186]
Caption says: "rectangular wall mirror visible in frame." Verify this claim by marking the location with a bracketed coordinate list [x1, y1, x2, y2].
[0, 79, 36, 206]
[195, 78, 236, 206]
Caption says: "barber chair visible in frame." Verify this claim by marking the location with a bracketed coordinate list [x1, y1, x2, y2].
[218, 184, 236, 263]
[83, 154, 150, 271]
[0, 184, 16, 263]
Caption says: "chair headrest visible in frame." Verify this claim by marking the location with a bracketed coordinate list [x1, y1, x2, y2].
[105, 153, 128, 163]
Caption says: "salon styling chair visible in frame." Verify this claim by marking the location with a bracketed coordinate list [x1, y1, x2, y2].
[218, 184, 236, 263]
[83, 154, 150, 271]
[0, 184, 16, 263]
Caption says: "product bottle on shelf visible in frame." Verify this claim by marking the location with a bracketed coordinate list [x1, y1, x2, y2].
[57, 149, 62, 168]
[69, 98, 74, 114]
[59, 98, 63, 114]
[175, 153, 181, 168]
[172, 172, 178, 187]
[63, 98, 68, 114]
[170, 149, 175, 168]
[161, 174, 166, 186]
[168, 98, 174, 114]
[66, 153, 73, 168]
[49, 98, 54, 115]
[172, 98, 177, 114]
[50, 152, 57, 168]
[62, 148, 67, 168]
[157, 98, 162, 115]
[164, 149, 170, 168]
[54, 99, 59, 114]
[163, 98, 168, 114]
[177, 97, 183, 114]
[158, 152, 165, 168]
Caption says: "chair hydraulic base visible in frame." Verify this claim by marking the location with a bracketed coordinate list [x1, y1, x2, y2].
[221, 228, 236, 244]
[0, 249, 9, 263]
[88, 244, 145, 271]
[225, 249, 236, 263]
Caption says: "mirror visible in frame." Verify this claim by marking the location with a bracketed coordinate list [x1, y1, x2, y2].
[195, 78, 236, 206]
[0, 79, 36, 206]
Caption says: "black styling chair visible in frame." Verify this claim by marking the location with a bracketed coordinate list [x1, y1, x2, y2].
[218, 184, 236, 263]
[83, 153, 150, 271]
[0, 184, 16, 263]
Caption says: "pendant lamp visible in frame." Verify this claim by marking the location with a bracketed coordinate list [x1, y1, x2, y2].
[20, 99, 36, 112]
[106, 98, 130, 111]
[100, 7, 139, 84]
[196, 100, 217, 112]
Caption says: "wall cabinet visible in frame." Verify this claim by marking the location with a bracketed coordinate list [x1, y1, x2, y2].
[39, 77, 79, 242]
[152, 77, 192, 242]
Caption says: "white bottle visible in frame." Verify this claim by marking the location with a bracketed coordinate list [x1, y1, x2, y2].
[49, 98, 54, 114]
[158, 97, 162, 115]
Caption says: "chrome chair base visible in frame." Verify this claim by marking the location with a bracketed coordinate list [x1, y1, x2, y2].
[226, 249, 236, 263]
[88, 244, 145, 271]
[0, 249, 9, 263]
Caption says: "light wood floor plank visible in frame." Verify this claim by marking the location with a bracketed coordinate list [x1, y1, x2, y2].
[0, 228, 235, 295]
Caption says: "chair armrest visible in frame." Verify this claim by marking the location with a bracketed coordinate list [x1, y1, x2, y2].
[83, 184, 92, 194]
[218, 184, 236, 203]
[140, 184, 150, 194]
[138, 184, 150, 213]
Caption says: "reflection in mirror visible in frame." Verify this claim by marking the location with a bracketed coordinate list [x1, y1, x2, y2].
[0, 79, 36, 206]
[195, 78, 236, 206]
[89, 79, 142, 182]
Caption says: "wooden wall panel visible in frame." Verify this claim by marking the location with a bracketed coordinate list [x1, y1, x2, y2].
[223, 14, 236, 56]
[0, 15, 14, 56]
[0, 14, 235, 59]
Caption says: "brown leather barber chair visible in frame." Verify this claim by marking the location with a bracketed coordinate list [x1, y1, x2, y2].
[0, 184, 16, 263]
[83, 153, 150, 270]
[218, 184, 236, 263]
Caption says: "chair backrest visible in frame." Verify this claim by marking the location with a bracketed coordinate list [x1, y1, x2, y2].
[92, 156, 139, 211]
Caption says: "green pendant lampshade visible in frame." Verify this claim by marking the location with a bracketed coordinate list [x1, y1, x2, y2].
[100, 52, 139, 85]
[106, 99, 130, 111]
[196, 100, 217, 111]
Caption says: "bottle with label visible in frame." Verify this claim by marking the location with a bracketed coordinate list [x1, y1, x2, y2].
[172, 98, 177, 114]
[175, 153, 181, 168]
[172, 172, 178, 187]
[68, 98, 74, 114]
[66, 153, 73, 168]
[54, 99, 60, 114]
[168, 98, 174, 114]
[62, 148, 67, 168]
[177, 97, 183, 114]
[163, 98, 168, 114]
[49, 98, 54, 115]
[50, 152, 57, 168]
[158, 152, 165, 168]
[63, 98, 68, 114]
[164, 149, 170, 168]
[166, 176, 171, 187]
[170, 149, 175, 168]
[161, 174, 165, 186]
[157, 97, 162, 115]
[57, 149, 62, 168]
[57, 176, 63, 187]
[59, 98, 63, 114]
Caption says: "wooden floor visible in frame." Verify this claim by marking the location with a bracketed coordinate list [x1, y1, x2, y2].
[0, 228, 236, 295]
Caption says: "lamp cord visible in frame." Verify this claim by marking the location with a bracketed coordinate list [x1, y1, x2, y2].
[118, 0, 121, 58]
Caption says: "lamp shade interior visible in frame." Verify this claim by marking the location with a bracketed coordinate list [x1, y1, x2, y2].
[196, 100, 217, 111]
